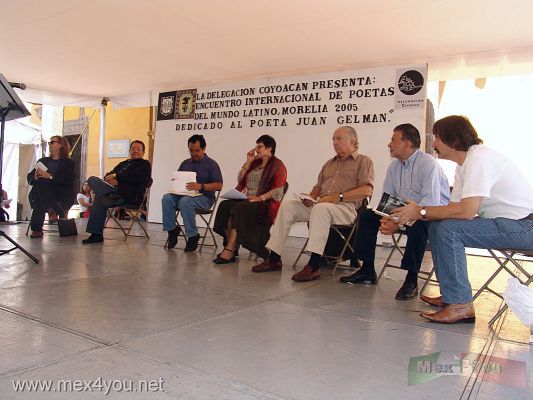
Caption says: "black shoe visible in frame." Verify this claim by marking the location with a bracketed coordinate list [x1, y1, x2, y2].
[395, 280, 419, 300]
[82, 233, 104, 244]
[184, 234, 201, 252]
[167, 226, 180, 249]
[213, 248, 236, 264]
[339, 269, 377, 284]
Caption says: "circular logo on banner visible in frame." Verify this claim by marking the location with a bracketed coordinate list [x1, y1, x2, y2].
[398, 70, 424, 95]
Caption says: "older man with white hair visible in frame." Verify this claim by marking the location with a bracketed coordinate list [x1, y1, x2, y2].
[252, 126, 375, 282]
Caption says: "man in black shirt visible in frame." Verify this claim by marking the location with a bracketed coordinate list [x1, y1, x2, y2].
[82, 140, 152, 244]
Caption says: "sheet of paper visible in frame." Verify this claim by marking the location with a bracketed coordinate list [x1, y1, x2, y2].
[221, 188, 247, 200]
[295, 192, 318, 203]
[35, 161, 48, 171]
[168, 171, 201, 196]
[1, 199, 12, 206]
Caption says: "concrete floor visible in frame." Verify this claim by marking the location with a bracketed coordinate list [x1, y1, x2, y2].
[0, 220, 531, 399]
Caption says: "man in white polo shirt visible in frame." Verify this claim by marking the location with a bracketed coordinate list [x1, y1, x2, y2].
[393, 115, 533, 324]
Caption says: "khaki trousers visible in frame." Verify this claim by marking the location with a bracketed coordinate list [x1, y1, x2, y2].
[266, 199, 357, 256]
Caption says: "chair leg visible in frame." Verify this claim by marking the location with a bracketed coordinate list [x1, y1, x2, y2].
[473, 249, 511, 300]
[420, 267, 436, 295]
[199, 226, 217, 251]
[377, 246, 399, 282]
[377, 233, 407, 283]
[292, 238, 309, 270]
[105, 209, 127, 237]
[206, 226, 218, 250]
[331, 227, 356, 276]
[123, 211, 136, 240]
[197, 215, 208, 251]
[123, 209, 150, 241]
[489, 304, 509, 326]
[197, 214, 217, 252]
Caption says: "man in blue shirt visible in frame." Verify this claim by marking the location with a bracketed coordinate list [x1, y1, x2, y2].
[340, 124, 450, 300]
[162, 134, 223, 252]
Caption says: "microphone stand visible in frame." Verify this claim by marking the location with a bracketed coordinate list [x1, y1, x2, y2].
[0, 105, 39, 263]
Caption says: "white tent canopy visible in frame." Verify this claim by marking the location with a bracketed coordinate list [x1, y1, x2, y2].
[4, 120, 41, 146]
[2, 0, 533, 107]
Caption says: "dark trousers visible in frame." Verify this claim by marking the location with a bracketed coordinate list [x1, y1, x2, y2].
[86, 176, 123, 235]
[354, 208, 429, 273]
[30, 201, 65, 231]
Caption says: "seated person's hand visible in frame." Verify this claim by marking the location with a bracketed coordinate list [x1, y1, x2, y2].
[104, 173, 117, 184]
[247, 195, 262, 203]
[317, 194, 338, 204]
[185, 182, 201, 191]
[246, 148, 257, 163]
[302, 199, 315, 207]
[35, 168, 51, 179]
[379, 216, 400, 235]
[391, 201, 419, 226]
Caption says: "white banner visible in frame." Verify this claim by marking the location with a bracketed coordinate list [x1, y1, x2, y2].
[149, 64, 428, 227]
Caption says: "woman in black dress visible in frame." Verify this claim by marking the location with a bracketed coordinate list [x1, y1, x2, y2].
[27, 135, 76, 238]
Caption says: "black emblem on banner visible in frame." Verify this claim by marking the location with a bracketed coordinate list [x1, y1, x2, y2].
[175, 89, 197, 119]
[398, 70, 424, 95]
[157, 91, 177, 120]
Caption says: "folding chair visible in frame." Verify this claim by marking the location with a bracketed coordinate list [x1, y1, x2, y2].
[104, 184, 151, 241]
[376, 231, 437, 294]
[164, 191, 220, 251]
[473, 247, 533, 326]
[25, 205, 68, 236]
[292, 198, 368, 276]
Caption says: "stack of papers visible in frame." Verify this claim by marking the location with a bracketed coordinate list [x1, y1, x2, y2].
[295, 193, 318, 203]
[221, 188, 247, 200]
[168, 171, 201, 196]
[35, 161, 48, 171]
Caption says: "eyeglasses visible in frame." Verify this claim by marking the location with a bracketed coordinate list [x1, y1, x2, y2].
[48, 140, 60, 145]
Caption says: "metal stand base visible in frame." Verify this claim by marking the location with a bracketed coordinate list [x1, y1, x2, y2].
[0, 229, 39, 263]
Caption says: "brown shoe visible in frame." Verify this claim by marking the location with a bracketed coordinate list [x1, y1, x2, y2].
[30, 230, 43, 239]
[420, 295, 446, 307]
[292, 265, 320, 282]
[420, 303, 475, 324]
[252, 259, 282, 273]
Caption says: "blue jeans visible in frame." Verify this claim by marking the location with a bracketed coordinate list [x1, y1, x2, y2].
[161, 193, 213, 238]
[429, 218, 533, 304]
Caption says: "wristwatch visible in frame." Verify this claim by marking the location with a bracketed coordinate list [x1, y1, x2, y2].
[339, 193, 344, 202]
[49, 174, 53, 180]
[420, 207, 427, 218]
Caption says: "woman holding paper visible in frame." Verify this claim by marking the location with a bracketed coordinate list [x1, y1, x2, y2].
[213, 135, 287, 263]
[27, 135, 76, 238]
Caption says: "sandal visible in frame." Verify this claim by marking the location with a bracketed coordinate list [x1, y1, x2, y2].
[213, 248, 236, 264]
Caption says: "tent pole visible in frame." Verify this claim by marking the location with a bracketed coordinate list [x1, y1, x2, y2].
[99, 97, 109, 177]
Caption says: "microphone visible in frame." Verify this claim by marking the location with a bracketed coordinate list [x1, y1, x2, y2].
[9, 82, 26, 90]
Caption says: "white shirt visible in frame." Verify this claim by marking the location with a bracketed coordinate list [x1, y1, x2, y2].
[77, 193, 90, 212]
[451, 145, 533, 219]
